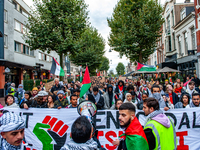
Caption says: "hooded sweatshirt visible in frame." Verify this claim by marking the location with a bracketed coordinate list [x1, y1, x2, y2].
[144, 110, 171, 150]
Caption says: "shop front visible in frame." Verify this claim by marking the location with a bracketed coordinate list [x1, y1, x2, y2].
[177, 54, 198, 80]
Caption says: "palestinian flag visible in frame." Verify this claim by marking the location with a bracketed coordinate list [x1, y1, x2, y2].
[80, 66, 83, 83]
[50, 57, 65, 76]
[137, 62, 156, 71]
[119, 117, 149, 150]
[80, 66, 91, 98]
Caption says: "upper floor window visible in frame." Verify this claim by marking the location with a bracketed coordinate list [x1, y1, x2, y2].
[184, 32, 188, 53]
[181, 8, 186, 20]
[14, 41, 21, 52]
[4, 10, 7, 22]
[191, 27, 196, 50]
[22, 9, 29, 18]
[39, 52, 42, 60]
[14, 20, 21, 32]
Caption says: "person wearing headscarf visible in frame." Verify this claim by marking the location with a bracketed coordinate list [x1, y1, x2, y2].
[124, 93, 137, 109]
[103, 85, 116, 109]
[0, 112, 25, 150]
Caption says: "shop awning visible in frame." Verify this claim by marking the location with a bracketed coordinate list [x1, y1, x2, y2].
[157, 67, 181, 73]
[122, 71, 135, 77]
[0, 59, 49, 72]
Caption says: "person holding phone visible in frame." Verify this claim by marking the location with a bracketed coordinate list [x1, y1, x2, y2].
[165, 84, 179, 106]
[162, 94, 174, 109]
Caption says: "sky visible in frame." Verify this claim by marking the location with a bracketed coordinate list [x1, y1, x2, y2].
[23, 0, 191, 73]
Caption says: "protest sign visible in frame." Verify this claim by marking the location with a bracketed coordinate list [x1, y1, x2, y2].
[118, 77, 126, 82]
[5, 108, 200, 150]
[91, 76, 105, 88]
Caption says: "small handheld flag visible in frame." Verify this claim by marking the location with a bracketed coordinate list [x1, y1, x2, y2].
[50, 57, 65, 76]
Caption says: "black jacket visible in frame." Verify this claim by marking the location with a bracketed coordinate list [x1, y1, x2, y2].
[118, 140, 127, 150]
[50, 84, 64, 93]
[88, 94, 104, 110]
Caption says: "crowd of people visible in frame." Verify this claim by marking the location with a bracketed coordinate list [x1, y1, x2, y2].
[1, 75, 200, 150]
[2, 75, 200, 111]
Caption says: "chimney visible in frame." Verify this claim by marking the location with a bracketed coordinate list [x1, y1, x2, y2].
[184, 0, 190, 3]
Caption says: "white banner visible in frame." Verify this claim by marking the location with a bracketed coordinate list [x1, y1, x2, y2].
[4, 108, 200, 150]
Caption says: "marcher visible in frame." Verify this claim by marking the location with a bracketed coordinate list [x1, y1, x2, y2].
[14, 84, 25, 104]
[175, 93, 190, 108]
[114, 99, 123, 110]
[151, 85, 168, 110]
[4, 95, 19, 108]
[7, 83, 16, 96]
[66, 94, 78, 108]
[190, 93, 200, 107]
[0, 112, 25, 150]
[124, 93, 137, 109]
[103, 85, 116, 109]
[115, 80, 125, 100]
[47, 95, 54, 108]
[61, 116, 98, 150]
[88, 87, 104, 110]
[112, 103, 149, 150]
[32, 87, 38, 97]
[143, 97, 177, 150]
[54, 90, 69, 109]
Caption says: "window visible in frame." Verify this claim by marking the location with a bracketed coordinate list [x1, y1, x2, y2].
[23, 45, 29, 54]
[178, 36, 182, 56]
[46, 55, 49, 61]
[167, 16, 170, 34]
[4, 10, 7, 22]
[39, 52, 42, 60]
[13, 1, 17, 9]
[173, 33, 176, 50]
[184, 32, 188, 54]
[15, 20, 21, 32]
[181, 8, 186, 20]
[49, 56, 52, 62]
[43, 54, 46, 61]
[4, 35, 8, 47]
[191, 27, 196, 49]
[168, 36, 171, 52]
[22, 10, 29, 18]
[171, 10, 174, 26]
[14, 41, 21, 52]
[23, 45, 26, 54]
[30, 50, 34, 56]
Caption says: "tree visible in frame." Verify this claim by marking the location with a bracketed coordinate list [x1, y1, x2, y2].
[107, 0, 164, 63]
[25, 0, 89, 76]
[116, 62, 125, 75]
[108, 70, 115, 77]
[70, 26, 105, 76]
[99, 56, 110, 72]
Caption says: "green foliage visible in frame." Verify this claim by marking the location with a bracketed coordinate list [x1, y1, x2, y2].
[25, 0, 89, 67]
[107, 0, 164, 63]
[99, 56, 110, 71]
[70, 26, 105, 76]
[108, 70, 115, 77]
[35, 79, 41, 87]
[23, 80, 34, 91]
[116, 63, 125, 75]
